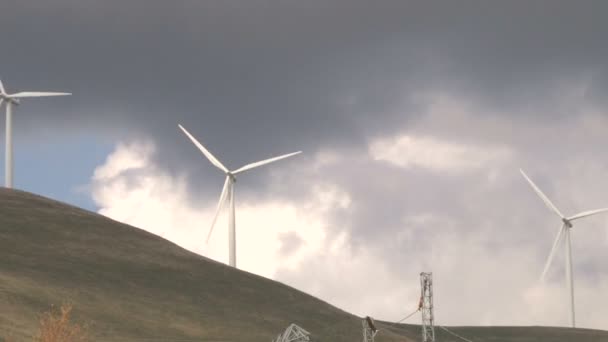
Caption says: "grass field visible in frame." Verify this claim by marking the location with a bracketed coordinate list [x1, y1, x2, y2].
[1, 187, 607, 341]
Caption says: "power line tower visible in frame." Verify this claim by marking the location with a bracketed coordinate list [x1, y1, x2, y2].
[272, 323, 311, 342]
[420, 272, 435, 342]
[362, 316, 378, 342]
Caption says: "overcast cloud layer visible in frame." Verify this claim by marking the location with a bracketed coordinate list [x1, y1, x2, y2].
[3, 1, 608, 330]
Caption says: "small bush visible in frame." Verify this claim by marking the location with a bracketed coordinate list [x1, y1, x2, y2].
[36, 303, 88, 342]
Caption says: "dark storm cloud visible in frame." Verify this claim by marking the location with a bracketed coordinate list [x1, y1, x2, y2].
[3, 0, 608, 200]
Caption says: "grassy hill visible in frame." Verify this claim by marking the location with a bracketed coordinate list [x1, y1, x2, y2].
[0, 188, 608, 341]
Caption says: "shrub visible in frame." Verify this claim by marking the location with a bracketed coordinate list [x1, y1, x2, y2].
[36, 303, 88, 342]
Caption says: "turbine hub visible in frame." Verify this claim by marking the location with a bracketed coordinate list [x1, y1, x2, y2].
[562, 218, 573, 228]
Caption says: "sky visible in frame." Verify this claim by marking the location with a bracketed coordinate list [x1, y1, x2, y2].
[3, 0, 608, 330]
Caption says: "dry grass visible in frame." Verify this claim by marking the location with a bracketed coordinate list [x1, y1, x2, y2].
[35, 304, 88, 342]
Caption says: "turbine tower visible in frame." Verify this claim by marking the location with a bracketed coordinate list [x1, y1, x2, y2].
[0, 79, 71, 188]
[520, 169, 608, 328]
[178, 124, 301, 268]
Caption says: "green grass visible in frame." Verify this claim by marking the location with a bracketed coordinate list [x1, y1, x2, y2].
[0, 188, 607, 341]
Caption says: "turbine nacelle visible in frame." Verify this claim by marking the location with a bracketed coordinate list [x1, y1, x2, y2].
[0, 96, 21, 105]
[562, 218, 573, 228]
[0, 93, 19, 105]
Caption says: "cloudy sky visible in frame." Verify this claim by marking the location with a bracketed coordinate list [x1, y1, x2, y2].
[3, 0, 608, 330]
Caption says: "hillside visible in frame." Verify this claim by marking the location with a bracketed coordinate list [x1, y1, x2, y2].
[0, 188, 608, 341]
[0, 188, 409, 341]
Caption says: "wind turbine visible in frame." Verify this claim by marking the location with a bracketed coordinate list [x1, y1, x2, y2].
[178, 124, 301, 268]
[0, 79, 71, 188]
[520, 168, 608, 328]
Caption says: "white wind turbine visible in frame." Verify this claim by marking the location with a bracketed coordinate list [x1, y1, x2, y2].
[520, 169, 608, 328]
[178, 124, 301, 268]
[0, 79, 71, 188]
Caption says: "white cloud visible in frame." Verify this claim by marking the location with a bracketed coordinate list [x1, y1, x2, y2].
[89, 105, 608, 332]
[90, 141, 420, 321]
[369, 134, 512, 172]
[93, 141, 154, 180]
[90, 141, 343, 279]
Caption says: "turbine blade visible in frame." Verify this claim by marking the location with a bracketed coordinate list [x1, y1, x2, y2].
[520, 169, 565, 219]
[568, 208, 608, 221]
[9, 92, 71, 98]
[540, 224, 566, 282]
[0, 99, 3, 108]
[232, 151, 302, 175]
[0, 80, 5, 94]
[178, 124, 229, 173]
[206, 176, 231, 244]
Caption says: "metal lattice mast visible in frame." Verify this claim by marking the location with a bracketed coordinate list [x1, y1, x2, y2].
[362, 316, 378, 342]
[420, 272, 435, 342]
[272, 323, 311, 342]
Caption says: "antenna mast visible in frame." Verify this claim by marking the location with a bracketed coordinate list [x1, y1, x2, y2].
[420, 272, 435, 342]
